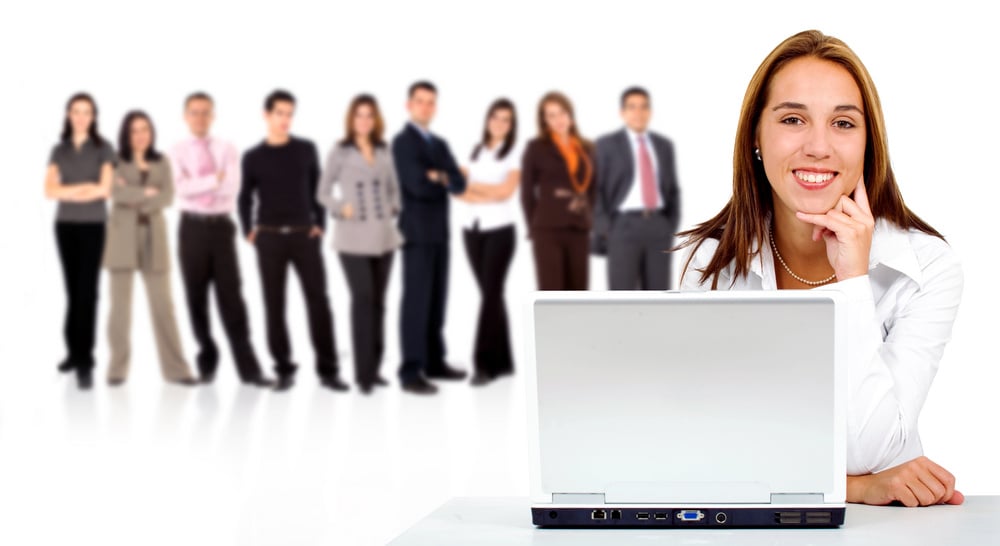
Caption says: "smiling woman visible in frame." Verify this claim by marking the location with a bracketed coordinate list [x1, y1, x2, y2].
[44, 93, 115, 390]
[677, 30, 965, 508]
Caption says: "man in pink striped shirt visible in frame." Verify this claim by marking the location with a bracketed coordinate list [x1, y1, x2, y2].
[169, 92, 274, 387]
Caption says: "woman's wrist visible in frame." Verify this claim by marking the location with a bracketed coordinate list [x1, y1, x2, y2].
[846, 474, 871, 504]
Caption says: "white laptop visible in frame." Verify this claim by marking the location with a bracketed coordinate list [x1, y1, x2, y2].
[525, 290, 847, 528]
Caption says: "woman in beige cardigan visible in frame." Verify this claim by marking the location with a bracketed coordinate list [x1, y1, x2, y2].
[105, 111, 197, 386]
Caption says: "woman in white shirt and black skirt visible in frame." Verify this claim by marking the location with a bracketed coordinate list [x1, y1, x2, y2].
[678, 30, 965, 508]
[457, 99, 521, 386]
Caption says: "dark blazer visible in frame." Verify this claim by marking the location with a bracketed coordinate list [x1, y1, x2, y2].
[593, 129, 681, 253]
[391, 123, 467, 244]
[520, 136, 597, 235]
[104, 157, 174, 272]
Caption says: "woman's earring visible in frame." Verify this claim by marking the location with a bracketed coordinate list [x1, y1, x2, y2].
[754, 147, 762, 161]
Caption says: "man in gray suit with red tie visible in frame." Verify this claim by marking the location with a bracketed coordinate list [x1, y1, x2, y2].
[593, 87, 682, 290]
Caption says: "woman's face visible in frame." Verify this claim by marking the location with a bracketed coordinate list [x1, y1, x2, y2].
[130, 117, 152, 155]
[487, 108, 513, 143]
[68, 100, 93, 137]
[544, 102, 572, 136]
[352, 103, 375, 139]
[757, 56, 867, 216]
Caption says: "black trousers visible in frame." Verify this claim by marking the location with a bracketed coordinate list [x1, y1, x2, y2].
[338, 252, 394, 387]
[254, 230, 338, 379]
[178, 214, 265, 381]
[607, 212, 674, 290]
[463, 224, 515, 376]
[55, 222, 105, 370]
[399, 242, 450, 382]
[531, 228, 589, 290]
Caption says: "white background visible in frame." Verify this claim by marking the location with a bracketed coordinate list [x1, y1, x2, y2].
[1, 1, 997, 544]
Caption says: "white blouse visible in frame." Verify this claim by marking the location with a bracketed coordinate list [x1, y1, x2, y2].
[460, 143, 520, 231]
[680, 218, 964, 475]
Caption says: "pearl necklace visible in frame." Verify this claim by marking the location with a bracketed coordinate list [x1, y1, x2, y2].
[769, 224, 837, 286]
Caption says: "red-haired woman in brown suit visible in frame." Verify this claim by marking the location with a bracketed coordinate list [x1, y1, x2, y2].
[520, 92, 595, 290]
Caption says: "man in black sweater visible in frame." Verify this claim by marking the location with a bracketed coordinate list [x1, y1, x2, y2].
[238, 89, 347, 392]
[393, 81, 468, 395]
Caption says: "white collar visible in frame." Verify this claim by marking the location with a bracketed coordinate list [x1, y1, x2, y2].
[868, 218, 925, 287]
[626, 128, 649, 143]
[409, 121, 432, 139]
[747, 217, 924, 288]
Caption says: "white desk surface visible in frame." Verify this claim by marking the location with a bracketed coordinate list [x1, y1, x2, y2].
[390, 496, 999, 545]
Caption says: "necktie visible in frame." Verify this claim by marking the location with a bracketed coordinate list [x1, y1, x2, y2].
[637, 135, 657, 210]
[196, 139, 216, 209]
[196, 138, 216, 177]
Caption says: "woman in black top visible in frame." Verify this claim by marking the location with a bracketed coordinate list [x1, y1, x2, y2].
[43, 92, 114, 389]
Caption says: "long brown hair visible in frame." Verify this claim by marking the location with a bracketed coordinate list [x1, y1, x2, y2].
[677, 29, 944, 289]
[472, 98, 517, 161]
[61, 92, 103, 147]
[536, 91, 591, 149]
[117, 110, 161, 162]
[339, 93, 385, 147]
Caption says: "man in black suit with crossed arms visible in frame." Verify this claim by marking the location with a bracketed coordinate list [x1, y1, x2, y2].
[392, 81, 468, 395]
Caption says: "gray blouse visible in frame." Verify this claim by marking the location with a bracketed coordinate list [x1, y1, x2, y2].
[49, 138, 115, 222]
[316, 143, 403, 255]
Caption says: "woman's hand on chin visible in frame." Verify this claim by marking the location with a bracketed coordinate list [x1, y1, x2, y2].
[795, 175, 875, 281]
[847, 456, 964, 507]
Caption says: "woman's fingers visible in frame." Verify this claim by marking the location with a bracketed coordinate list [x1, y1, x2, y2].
[796, 210, 854, 236]
[861, 458, 963, 508]
[946, 490, 965, 505]
[893, 483, 920, 507]
[906, 480, 937, 507]
[916, 471, 949, 505]
[838, 194, 874, 225]
[922, 458, 957, 503]
[853, 174, 872, 215]
[798, 209, 871, 244]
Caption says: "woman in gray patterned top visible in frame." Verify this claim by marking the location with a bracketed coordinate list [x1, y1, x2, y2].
[317, 94, 402, 394]
[44, 92, 114, 389]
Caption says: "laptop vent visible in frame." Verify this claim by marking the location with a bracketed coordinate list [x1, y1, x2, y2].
[774, 511, 832, 525]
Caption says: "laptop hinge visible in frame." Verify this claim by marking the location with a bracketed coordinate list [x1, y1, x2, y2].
[770, 493, 825, 504]
[552, 493, 606, 504]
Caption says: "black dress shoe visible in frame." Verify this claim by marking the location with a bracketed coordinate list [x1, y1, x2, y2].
[402, 377, 438, 395]
[76, 370, 93, 390]
[470, 372, 494, 387]
[199, 371, 216, 384]
[274, 376, 295, 392]
[170, 377, 199, 387]
[243, 376, 276, 388]
[58, 359, 76, 373]
[425, 364, 467, 381]
[108, 377, 126, 387]
[320, 376, 349, 392]
[357, 382, 373, 395]
[372, 375, 389, 387]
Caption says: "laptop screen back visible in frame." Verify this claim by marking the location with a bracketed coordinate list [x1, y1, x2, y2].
[530, 293, 844, 503]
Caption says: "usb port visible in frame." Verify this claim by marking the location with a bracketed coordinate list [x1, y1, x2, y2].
[654, 513, 667, 520]
[636, 512, 650, 520]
